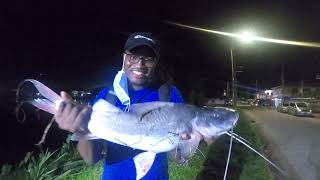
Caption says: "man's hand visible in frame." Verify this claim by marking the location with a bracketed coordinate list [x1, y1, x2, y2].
[203, 137, 216, 145]
[54, 91, 92, 133]
[179, 133, 190, 140]
[180, 132, 216, 145]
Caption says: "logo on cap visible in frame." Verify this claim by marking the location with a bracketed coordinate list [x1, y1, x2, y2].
[134, 35, 155, 44]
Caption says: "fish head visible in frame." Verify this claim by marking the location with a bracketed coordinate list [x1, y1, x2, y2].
[192, 107, 239, 139]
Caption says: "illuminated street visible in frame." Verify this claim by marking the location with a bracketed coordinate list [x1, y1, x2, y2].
[242, 107, 320, 180]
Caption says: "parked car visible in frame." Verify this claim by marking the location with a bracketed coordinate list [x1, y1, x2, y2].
[260, 99, 272, 107]
[225, 99, 233, 106]
[206, 98, 226, 107]
[251, 99, 272, 107]
[250, 99, 259, 107]
[276, 102, 289, 113]
[287, 102, 312, 116]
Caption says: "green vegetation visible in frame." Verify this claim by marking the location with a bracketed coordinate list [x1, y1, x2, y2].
[196, 110, 274, 180]
[1, 137, 87, 180]
[62, 163, 102, 180]
[1, 110, 274, 180]
[168, 144, 209, 180]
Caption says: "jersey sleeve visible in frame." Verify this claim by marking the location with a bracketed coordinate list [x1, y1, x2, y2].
[169, 86, 184, 103]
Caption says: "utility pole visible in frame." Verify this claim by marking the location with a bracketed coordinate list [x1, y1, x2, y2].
[281, 63, 285, 94]
[226, 82, 230, 98]
[301, 80, 304, 97]
[230, 48, 236, 107]
[255, 79, 258, 91]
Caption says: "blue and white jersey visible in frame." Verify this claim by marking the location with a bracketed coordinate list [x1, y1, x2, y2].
[93, 84, 183, 180]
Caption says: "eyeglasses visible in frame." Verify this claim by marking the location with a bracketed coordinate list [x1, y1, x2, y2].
[124, 53, 157, 66]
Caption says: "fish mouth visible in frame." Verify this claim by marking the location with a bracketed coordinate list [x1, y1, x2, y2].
[221, 111, 239, 133]
[207, 106, 239, 126]
[215, 107, 239, 127]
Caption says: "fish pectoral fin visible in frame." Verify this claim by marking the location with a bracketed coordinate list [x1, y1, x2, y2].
[30, 99, 56, 114]
[133, 151, 156, 180]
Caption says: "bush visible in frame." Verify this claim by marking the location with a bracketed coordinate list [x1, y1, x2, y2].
[1, 136, 87, 180]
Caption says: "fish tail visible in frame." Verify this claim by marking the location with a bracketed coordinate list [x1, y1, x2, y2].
[26, 79, 62, 103]
[16, 79, 62, 114]
[30, 99, 56, 114]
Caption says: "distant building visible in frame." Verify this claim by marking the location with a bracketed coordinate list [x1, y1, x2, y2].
[253, 81, 320, 107]
[270, 81, 320, 108]
[255, 90, 274, 100]
[271, 81, 320, 99]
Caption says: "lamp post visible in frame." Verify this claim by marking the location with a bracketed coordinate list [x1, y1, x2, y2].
[230, 31, 255, 107]
[230, 47, 236, 107]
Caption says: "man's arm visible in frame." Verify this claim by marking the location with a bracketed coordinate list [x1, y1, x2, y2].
[55, 91, 104, 164]
[77, 139, 104, 165]
[167, 86, 187, 163]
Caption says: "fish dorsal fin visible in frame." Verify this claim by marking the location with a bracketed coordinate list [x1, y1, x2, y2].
[92, 99, 121, 112]
[129, 102, 175, 115]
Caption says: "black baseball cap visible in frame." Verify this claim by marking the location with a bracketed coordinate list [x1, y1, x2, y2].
[124, 32, 160, 58]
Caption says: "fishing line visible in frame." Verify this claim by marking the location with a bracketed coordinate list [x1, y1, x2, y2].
[228, 131, 253, 146]
[225, 131, 287, 176]
[195, 146, 206, 159]
[15, 79, 33, 123]
[223, 127, 234, 180]
[15, 102, 26, 123]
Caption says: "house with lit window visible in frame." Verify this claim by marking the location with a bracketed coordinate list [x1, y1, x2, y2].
[254, 81, 320, 108]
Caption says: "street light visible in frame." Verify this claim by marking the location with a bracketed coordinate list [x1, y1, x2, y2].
[238, 32, 255, 43]
[230, 31, 255, 107]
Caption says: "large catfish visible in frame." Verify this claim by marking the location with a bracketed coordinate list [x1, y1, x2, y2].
[16, 79, 284, 180]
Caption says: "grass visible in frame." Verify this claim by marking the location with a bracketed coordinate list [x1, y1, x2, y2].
[0, 137, 87, 180]
[57, 147, 210, 180]
[62, 163, 102, 180]
[1, 109, 274, 180]
[168, 144, 210, 180]
[195, 110, 274, 180]
[239, 156, 274, 180]
[237, 110, 274, 180]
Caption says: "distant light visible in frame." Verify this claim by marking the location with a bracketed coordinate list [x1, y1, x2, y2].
[164, 21, 320, 48]
[238, 32, 255, 43]
[264, 90, 273, 95]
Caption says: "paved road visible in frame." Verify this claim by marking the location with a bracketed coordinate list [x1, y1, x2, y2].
[242, 107, 320, 180]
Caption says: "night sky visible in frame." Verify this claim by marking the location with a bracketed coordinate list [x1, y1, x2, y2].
[1, 0, 320, 97]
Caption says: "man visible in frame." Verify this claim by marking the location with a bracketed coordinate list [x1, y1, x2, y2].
[55, 32, 185, 179]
